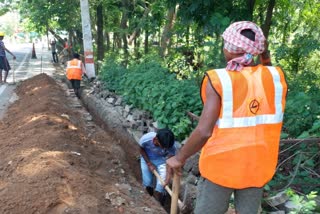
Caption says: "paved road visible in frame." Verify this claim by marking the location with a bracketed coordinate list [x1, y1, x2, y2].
[0, 42, 58, 119]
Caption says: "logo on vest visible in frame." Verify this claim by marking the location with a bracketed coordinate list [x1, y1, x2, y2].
[249, 99, 260, 114]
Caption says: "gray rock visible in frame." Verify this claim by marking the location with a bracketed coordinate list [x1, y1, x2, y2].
[183, 153, 200, 176]
[107, 97, 115, 104]
[124, 105, 132, 113]
[131, 109, 142, 120]
[185, 174, 198, 185]
[265, 191, 288, 207]
[267, 211, 285, 214]
[285, 200, 301, 213]
[181, 183, 197, 214]
[152, 121, 159, 129]
[115, 97, 122, 106]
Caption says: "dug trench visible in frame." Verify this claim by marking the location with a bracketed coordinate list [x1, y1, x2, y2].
[0, 73, 167, 214]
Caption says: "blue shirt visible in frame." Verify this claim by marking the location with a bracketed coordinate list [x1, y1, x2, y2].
[0, 40, 6, 57]
[139, 132, 176, 163]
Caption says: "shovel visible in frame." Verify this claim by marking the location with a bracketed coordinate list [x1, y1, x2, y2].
[152, 169, 185, 212]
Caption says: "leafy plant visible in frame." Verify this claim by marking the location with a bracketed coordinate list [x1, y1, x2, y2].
[100, 58, 202, 140]
[283, 92, 320, 138]
[285, 188, 318, 214]
[99, 56, 127, 92]
[266, 141, 320, 197]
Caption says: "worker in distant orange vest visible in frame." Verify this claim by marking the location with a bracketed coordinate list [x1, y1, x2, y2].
[61, 38, 72, 64]
[66, 53, 86, 98]
[166, 21, 287, 214]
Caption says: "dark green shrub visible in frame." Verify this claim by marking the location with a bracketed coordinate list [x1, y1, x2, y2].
[283, 92, 320, 138]
[99, 58, 127, 92]
[120, 61, 202, 140]
[100, 59, 202, 140]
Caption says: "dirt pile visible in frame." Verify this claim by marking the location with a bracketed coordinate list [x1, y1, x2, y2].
[0, 74, 166, 214]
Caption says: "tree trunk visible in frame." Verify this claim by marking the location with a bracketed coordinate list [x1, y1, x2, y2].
[75, 30, 83, 49]
[113, 32, 122, 51]
[46, 23, 49, 50]
[96, 3, 105, 61]
[105, 32, 110, 52]
[185, 25, 190, 48]
[246, 0, 256, 21]
[120, 0, 129, 65]
[282, 21, 289, 45]
[128, 6, 150, 45]
[159, 4, 179, 58]
[262, 0, 276, 39]
[144, 30, 149, 54]
[134, 37, 141, 59]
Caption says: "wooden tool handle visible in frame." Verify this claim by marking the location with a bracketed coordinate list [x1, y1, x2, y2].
[152, 169, 184, 210]
[170, 173, 181, 214]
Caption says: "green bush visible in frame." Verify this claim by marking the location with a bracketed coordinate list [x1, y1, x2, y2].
[99, 59, 202, 140]
[121, 61, 202, 140]
[286, 189, 318, 214]
[283, 92, 320, 138]
[99, 57, 127, 92]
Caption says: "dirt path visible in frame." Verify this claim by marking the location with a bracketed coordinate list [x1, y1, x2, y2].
[0, 74, 166, 214]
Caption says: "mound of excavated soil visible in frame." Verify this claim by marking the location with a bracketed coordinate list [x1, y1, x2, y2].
[0, 74, 166, 214]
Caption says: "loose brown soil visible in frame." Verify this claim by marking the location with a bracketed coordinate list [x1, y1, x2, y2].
[0, 74, 166, 214]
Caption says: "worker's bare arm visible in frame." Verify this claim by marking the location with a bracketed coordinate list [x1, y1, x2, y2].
[166, 83, 220, 175]
[4, 46, 16, 59]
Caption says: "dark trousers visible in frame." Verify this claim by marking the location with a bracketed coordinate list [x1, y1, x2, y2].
[52, 52, 58, 63]
[69, 79, 81, 98]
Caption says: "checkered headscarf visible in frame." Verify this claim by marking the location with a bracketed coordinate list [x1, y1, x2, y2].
[222, 21, 266, 71]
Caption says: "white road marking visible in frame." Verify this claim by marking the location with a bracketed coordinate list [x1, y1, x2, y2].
[0, 85, 6, 96]
[16, 51, 30, 72]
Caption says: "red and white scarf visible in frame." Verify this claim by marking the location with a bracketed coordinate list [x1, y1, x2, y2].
[222, 21, 266, 71]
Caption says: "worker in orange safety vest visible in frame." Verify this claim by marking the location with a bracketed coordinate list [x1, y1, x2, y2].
[166, 21, 287, 214]
[66, 53, 86, 98]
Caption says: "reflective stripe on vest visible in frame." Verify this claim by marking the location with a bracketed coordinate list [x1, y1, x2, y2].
[216, 66, 284, 128]
[67, 60, 81, 69]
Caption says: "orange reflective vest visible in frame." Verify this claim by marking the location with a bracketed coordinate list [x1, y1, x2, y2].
[199, 65, 287, 188]
[66, 59, 83, 80]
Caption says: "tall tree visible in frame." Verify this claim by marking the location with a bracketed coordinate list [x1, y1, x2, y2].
[160, 4, 179, 57]
[128, 3, 150, 46]
[261, 0, 275, 39]
[120, 0, 130, 64]
[18, 0, 81, 48]
[96, 2, 105, 61]
[246, 0, 256, 20]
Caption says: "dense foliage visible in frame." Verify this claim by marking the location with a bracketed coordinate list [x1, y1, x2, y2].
[100, 56, 202, 140]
